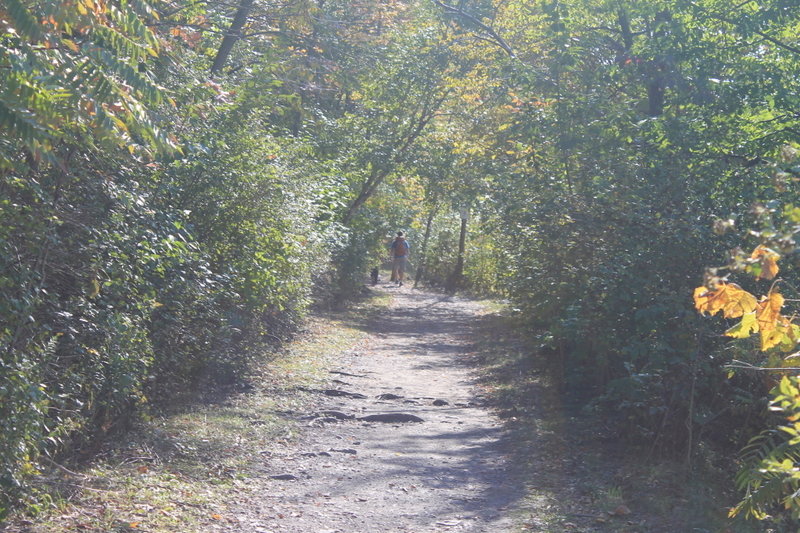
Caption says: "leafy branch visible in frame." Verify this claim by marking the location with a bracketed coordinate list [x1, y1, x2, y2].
[432, 0, 516, 58]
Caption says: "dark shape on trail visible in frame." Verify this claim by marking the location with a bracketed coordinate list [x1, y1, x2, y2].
[359, 413, 424, 423]
[322, 389, 368, 399]
[270, 474, 300, 481]
[330, 448, 358, 454]
[377, 393, 404, 400]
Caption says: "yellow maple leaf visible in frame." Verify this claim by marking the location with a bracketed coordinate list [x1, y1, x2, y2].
[786, 323, 800, 347]
[754, 291, 797, 351]
[694, 283, 757, 318]
[693, 286, 711, 311]
[722, 285, 759, 318]
[751, 245, 780, 280]
[773, 322, 800, 353]
[761, 324, 789, 351]
[725, 311, 758, 339]
[757, 292, 785, 333]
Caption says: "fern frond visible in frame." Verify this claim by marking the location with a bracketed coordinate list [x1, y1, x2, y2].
[733, 474, 787, 520]
[91, 25, 153, 62]
[86, 47, 163, 104]
[0, 72, 58, 135]
[127, 0, 160, 22]
[4, 0, 44, 42]
[0, 102, 40, 146]
[108, 2, 160, 51]
[1, 0, 172, 164]
[733, 427, 800, 519]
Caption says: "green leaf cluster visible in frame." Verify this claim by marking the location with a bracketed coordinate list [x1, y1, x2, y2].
[0, 0, 171, 169]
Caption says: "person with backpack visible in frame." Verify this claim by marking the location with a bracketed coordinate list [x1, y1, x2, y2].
[390, 231, 410, 287]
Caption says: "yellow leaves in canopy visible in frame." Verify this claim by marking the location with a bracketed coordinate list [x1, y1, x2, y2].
[693, 283, 757, 318]
[751, 245, 780, 280]
[461, 92, 483, 104]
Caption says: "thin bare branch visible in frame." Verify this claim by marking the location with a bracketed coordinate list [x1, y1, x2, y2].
[726, 360, 800, 372]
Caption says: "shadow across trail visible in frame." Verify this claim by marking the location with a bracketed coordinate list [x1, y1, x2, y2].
[237, 287, 525, 533]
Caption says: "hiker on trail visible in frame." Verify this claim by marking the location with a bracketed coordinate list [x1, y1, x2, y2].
[390, 231, 410, 287]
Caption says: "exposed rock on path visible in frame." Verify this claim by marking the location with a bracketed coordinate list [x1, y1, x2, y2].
[231, 288, 521, 533]
[358, 413, 424, 423]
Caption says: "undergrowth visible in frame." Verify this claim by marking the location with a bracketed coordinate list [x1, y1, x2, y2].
[470, 306, 766, 533]
[0, 290, 390, 532]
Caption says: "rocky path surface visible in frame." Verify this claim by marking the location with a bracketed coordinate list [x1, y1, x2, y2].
[235, 287, 521, 533]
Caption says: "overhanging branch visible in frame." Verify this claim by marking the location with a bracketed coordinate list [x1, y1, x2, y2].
[432, 0, 516, 59]
[693, 3, 800, 57]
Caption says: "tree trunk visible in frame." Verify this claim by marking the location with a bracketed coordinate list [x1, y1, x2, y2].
[413, 206, 438, 288]
[445, 216, 467, 294]
[210, 0, 254, 75]
[647, 75, 665, 116]
[341, 168, 384, 225]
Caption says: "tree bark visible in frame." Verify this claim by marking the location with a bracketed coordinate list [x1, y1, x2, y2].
[647, 74, 665, 116]
[210, 0, 254, 75]
[413, 205, 438, 288]
[617, 9, 633, 51]
[445, 216, 467, 294]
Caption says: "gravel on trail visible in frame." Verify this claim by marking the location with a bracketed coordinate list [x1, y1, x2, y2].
[231, 287, 523, 533]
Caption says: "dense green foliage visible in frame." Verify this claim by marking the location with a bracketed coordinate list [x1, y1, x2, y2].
[482, 0, 790, 447]
[1, 0, 338, 514]
[2, 0, 800, 525]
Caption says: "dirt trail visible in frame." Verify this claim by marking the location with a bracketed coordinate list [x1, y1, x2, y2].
[234, 287, 521, 533]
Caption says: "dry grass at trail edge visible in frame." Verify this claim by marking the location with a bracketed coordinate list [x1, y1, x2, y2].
[1, 292, 391, 533]
[468, 307, 764, 533]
